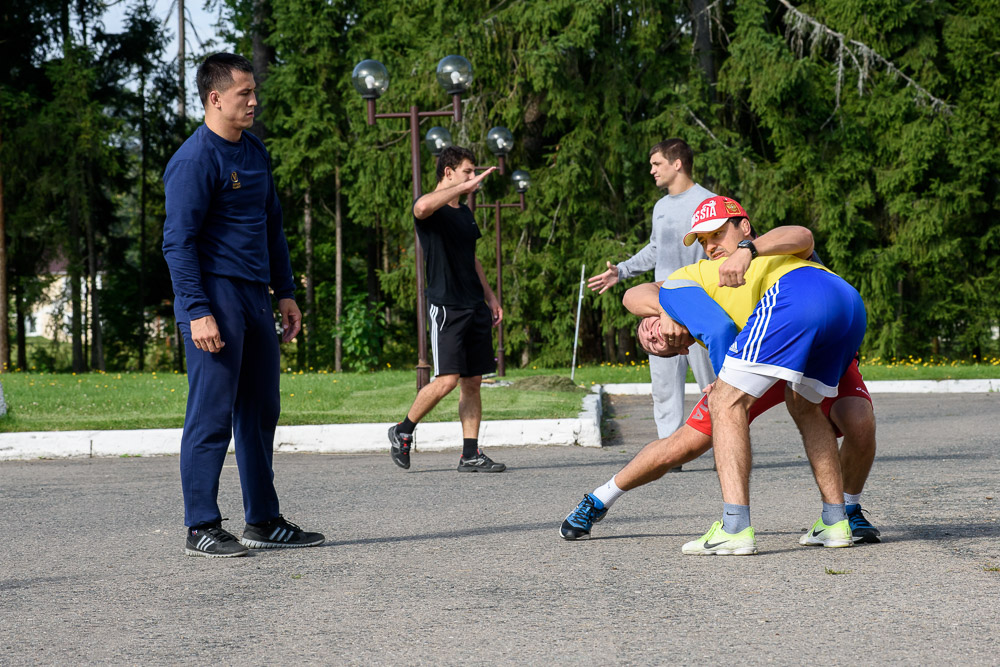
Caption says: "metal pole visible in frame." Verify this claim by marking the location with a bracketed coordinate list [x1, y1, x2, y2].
[495, 155, 506, 376]
[366, 104, 455, 390]
[571, 264, 585, 381]
[410, 106, 431, 390]
[494, 200, 504, 376]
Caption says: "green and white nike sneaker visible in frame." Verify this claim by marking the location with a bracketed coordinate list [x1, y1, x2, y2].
[682, 521, 758, 555]
[799, 518, 853, 548]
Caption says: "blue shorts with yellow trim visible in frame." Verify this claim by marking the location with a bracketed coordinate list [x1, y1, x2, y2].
[721, 267, 866, 401]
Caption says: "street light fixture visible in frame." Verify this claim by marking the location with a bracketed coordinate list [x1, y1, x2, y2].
[468, 125, 529, 376]
[424, 126, 453, 157]
[435, 55, 473, 94]
[486, 126, 514, 159]
[352, 56, 470, 389]
[350, 59, 389, 98]
[511, 169, 532, 194]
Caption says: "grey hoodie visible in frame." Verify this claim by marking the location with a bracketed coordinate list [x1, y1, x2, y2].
[616, 183, 716, 282]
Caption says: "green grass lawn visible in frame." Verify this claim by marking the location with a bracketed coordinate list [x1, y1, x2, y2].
[0, 369, 589, 433]
[2, 358, 997, 433]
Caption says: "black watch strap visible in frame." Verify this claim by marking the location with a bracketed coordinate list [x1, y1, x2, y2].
[737, 239, 758, 259]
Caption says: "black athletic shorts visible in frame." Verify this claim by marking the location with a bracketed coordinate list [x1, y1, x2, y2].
[429, 302, 496, 377]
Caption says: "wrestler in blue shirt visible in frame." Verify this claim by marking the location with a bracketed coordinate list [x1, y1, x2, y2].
[162, 53, 323, 558]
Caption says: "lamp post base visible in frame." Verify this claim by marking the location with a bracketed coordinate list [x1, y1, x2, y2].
[416, 363, 431, 390]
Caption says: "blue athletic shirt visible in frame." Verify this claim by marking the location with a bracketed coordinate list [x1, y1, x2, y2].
[658, 253, 834, 374]
[162, 124, 295, 322]
[657, 283, 738, 374]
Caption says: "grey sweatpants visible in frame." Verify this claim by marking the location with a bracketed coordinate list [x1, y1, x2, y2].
[649, 344, 716, 439]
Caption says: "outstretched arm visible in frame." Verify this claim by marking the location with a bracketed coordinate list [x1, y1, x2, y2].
[623, 282, 691, 346]
[657, 280, 740, 374]
[718, 225, 815, 287]
[413, 167, 497, 219]
[622, 282, 664, 319]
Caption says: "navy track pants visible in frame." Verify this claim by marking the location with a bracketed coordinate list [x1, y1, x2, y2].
[177, 275, 282, 528]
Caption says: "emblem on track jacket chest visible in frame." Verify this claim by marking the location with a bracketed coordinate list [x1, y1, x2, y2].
[231, 171, 241, 189]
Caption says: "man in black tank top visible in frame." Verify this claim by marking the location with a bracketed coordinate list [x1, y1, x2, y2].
[387, 146, 507, 473]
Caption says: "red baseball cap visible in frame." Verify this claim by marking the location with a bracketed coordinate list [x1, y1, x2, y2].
[683, 196, 748, 246]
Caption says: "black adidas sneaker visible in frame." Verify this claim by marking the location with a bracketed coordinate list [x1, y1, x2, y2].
[241, 515, 325, 549]
[186, 523, 249, 558]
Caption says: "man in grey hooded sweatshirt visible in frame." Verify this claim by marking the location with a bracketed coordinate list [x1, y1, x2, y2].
[589, 139, 717, 452]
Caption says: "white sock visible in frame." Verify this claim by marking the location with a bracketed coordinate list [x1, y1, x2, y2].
[844, 492, 862, 506]
[592, 476, 625, 509]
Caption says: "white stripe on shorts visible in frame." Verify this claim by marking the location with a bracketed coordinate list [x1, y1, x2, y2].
[429, 304, 445, 377]
[742, 280, 780, 363]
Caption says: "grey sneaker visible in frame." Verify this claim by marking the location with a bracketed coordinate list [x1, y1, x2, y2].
[186, 522, 249, 558]
[241, 516, 325, 549]
[457, 450, 506, 473]
[388, 424, 413, 469]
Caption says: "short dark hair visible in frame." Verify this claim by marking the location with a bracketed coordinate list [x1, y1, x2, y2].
[436, 146, 476, 181]
[197, 53, 254, 107]
[649, 138, 694, 176]
[728, 216, 757, 239]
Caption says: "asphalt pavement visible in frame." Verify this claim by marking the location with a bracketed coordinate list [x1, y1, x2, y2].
[2, 392, 999, 665]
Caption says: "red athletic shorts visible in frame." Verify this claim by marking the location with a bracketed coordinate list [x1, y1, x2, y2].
[685, 358, 871, 438]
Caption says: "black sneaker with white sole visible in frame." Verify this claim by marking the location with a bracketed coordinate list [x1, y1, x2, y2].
[457, 450, 506, 473]
[241, 515, 325, 549]
[388, 424, 413, 469]
[186, 523, 249, 558]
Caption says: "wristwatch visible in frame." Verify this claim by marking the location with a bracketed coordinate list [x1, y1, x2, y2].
[737, 239, 758, 259]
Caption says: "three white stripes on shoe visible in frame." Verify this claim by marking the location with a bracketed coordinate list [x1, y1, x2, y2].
[269, 526, 292, 542]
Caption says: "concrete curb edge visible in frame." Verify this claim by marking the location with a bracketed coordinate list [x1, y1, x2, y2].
[3, 378, 996, 461]
[0, 386, 606, 461]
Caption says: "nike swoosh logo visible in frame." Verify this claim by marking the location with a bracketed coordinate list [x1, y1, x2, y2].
[704, 540, 727, 549]
[812, 528, 826, 537]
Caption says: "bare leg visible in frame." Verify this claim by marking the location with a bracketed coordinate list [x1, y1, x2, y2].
[785, 385, 844, 504]
[828, 397, 876, 495]
[706, 379, 756, 505]
[615, 426, 713, 491]
[457, 376, 482, 439]
[405, 374, 460, 423]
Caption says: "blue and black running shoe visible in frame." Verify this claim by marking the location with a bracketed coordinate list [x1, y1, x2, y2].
[560, 493, 608, 541]
[847, 504, 881, 543]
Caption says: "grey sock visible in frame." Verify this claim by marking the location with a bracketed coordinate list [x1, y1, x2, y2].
[822, 502, 847, 525]
[722, 503, 751, 533]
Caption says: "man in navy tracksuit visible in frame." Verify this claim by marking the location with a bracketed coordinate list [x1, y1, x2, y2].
[163, 53, 324, 558]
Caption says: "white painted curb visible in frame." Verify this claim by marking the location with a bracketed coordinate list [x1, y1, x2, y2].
[2, 378, 996, 462]
[0, 387, 605, 461]
[600, 379, 1000, 395]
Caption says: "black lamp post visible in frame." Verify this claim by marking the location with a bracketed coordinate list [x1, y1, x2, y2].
[351, 56, 472, 390]
[468, 126, 531, 376]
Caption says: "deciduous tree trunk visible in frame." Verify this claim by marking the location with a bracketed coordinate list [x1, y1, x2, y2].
[249, 0, 274, 141]
[85, 167, 104, 371]
[14, 280, 26, 372]
[0, 123, 9, 372]
[138, 71, 147, 370]
[177, 0, 185, 120]
[335, 166, 343, 372]
[691, 0, 715, 100]
[303, 186, 315, 367]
